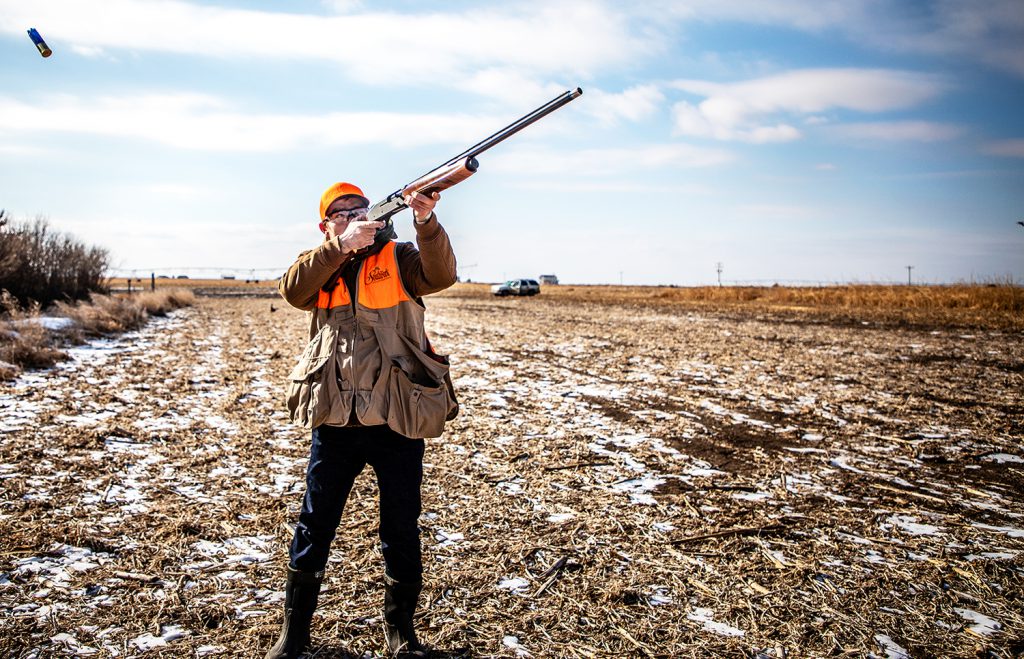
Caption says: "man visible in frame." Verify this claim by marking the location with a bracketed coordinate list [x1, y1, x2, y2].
[267, 182, 458, 658]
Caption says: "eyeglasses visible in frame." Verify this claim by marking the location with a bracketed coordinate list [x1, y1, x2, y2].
[326, 207, 369, 222]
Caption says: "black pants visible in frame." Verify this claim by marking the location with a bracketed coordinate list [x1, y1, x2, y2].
[289, 424, 425, 584]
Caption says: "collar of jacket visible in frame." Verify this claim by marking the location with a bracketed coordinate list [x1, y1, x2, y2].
[323, 238, 391, 292]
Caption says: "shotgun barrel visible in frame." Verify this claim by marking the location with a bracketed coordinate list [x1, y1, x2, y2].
[438, 87, 583, 169]
[364, 88, 583, 241]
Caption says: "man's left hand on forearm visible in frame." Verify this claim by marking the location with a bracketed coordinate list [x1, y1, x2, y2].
[405, 191, 440, 223]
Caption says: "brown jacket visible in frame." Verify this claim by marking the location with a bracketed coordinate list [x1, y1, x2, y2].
[279, 216, 458, 437]
[279, 214, 457, 312]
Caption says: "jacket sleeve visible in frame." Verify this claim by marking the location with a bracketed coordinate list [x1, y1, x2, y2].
[278, 236, 351, 311]
[398, 213, 458, 297]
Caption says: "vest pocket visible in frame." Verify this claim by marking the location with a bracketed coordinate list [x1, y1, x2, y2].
[286, 324, 340, 429]
[386, 365, 450, 439]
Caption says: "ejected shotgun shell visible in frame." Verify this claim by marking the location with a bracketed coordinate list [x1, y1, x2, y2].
[28, 28, 52, 58]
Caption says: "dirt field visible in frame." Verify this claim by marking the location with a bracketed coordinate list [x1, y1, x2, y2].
[2, 288, 1022, 658]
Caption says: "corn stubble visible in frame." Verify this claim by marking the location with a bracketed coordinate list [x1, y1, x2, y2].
[0, 288, 1021, 657]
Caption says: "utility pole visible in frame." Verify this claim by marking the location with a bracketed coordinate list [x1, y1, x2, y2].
[716, 262, 723, 288]
[906, 265, 914, 285]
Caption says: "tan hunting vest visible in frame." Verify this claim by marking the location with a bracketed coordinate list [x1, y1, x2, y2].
[285, 241, 457, 438]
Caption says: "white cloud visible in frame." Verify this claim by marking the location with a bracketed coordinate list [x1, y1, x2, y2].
[320, 0, 365, 13]
[133, 183, 212, 199]
[644, 0, 863, 31]
[515, 180, 716, 195]
[0, 93, 523, 152]
[69, 44, 108, 58]
[489, 143, 734, 177]
[669, 68, 947, 143]
[982, 139, 1024, 158]
[642, 1, 1024, 79]
[832, 121, 963, 143]
[454, 69, 566, 106]
[845, 0, 1024, 79]
[582, 85, 665, 126]
[0, 0, 654, 88]
[735, 203, 822, 220]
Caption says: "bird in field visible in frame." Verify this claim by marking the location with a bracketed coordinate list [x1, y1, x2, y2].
[270, 303, 277, 313]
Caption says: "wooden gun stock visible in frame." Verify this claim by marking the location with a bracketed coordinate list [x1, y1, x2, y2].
[401, 156, 479, 198]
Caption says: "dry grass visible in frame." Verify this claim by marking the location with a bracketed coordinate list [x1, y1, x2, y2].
[0, 292, 68, 376]
[54, 295, 148, 336]
[54, 290, 197, 336]
[132, 289, 197, 316]
[0, 290, 195, 381]
[443, 282, 1024, 329]
[109, 277, 278, 290]
[114, 278, 1024, 327]
[1, 295, 1021, 657]
[0, 322, 66, 373]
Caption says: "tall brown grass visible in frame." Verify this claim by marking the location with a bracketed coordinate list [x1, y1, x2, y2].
[0, 292, 66, 377]
[0, 289, 195, 380]
[444, 282, 1024, 328]
[637, 283, 1024, 314]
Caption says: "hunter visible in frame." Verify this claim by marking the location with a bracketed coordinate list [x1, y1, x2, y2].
[266, 182, 458, 658]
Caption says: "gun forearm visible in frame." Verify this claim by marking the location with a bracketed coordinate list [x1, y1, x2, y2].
[402, 157, 478, 198]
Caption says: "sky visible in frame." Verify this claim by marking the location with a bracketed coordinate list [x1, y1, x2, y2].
[1, 0, 1022, 286]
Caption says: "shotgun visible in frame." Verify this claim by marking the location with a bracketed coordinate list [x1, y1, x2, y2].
[365, 88, 583, 241]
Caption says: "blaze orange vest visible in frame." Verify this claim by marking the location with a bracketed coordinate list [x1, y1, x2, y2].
[315, 241, 411, 311]
[288, 241, 456, 437]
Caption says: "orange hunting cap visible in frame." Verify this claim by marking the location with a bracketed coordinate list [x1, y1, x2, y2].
[319, 182, 369, 220]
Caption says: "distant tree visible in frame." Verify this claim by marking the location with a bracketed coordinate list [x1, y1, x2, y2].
[0, 213, 110, 310]
[0, 209, 19, 289]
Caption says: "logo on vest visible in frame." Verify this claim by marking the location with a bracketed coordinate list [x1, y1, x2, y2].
[365, 265, 391, 284]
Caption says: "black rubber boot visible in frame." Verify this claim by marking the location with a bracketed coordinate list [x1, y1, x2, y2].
[384, 576, 427, 657]
[264, 567, 324, 659]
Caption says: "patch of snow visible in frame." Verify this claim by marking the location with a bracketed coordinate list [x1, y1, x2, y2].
[887, 515, 943, 536]
[954, 608, 1002, 635]
[435, 530, 465, 548]
[733, 491, 772, 502]
[196, 645, 227, 656]
[498, 577, 530, 594]
[874, 634, 910, 659]
[21, 316, 75, 331]
[964, 551, 1018, 561]
[829, 456, 865, 474]
[610, 477, 664, 506]
[649, 587, 673, 605]
[502, 635, 531, 657]
[982, 453, 1024, 464]
[972, 523, 1024, 539]
[130, 625, 189, 650]
[687, 607, 745, 637]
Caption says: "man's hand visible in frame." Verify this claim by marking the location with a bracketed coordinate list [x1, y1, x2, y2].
[332, 219, 384, 253]
[405, 190, 440, 223]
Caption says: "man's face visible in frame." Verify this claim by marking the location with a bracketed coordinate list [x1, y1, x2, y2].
[322, 195, 369, 238]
